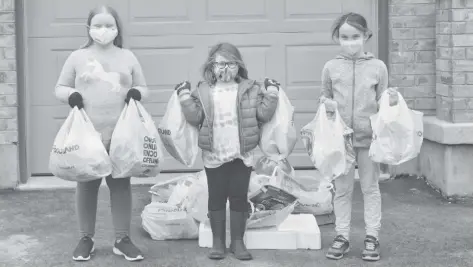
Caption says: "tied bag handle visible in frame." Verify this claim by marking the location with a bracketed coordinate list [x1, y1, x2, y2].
[378, 90, 410, 124]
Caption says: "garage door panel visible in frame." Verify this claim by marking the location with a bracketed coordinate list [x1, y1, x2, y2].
[132, 47, 196, 91]
[26, 0, 127, 37]
[206, 0, 268, 20]
[285, 0, 342, 18]
[29, 105, 71, 174]
[28, 38, 85, 106]
[129, 0, 191, 22]
[237, 46, 270, 82]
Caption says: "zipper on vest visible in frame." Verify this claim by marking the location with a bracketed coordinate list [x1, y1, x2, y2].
[237, 90, 244, 154]
[196, 87, 212, 146]
[351, 60, 356, 130]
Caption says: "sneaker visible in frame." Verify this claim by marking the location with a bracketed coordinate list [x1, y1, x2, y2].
[326, 235, 350, 260]
[113, 236, 144, 261]
[72, 236, 95, 261]
[362, 235, 380, 261]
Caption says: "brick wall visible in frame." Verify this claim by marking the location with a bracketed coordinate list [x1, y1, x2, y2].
[389, 0, 437, 116]
[0, 0, 18, 188]
[436, 0, 473, 123]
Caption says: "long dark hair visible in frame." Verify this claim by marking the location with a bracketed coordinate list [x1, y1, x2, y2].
[81, 5, 124, 49]
[201, 42, 249, 86]
[331, 12, 373, 41]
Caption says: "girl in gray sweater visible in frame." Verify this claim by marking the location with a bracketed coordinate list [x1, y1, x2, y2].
[55, 5, 148, 262]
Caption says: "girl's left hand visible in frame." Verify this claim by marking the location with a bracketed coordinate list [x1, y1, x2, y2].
[264, 78, 280, 94]
[388, 87, 399, 106]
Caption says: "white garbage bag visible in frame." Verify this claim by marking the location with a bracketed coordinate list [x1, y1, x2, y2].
[49, 107, 112, 182]
[141, 202, 199, 241]
[259, 88, 297, 161]
[185, 171, 209, 223]
[369, 90, 424, 165]
[158, 92, 199, 167]
[301, 103, 349, 180]
[254, 156, 295, 178]
[249, 167, 333, 216]
[110, 100, 163, 178]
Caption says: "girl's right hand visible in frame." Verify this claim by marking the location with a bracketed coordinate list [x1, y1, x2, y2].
[322, 97, 338, 113]
[175, 81, 191, 101]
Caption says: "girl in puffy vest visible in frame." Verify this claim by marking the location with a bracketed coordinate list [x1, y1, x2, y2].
[55, 5, 147, 262]
[321, 13, 398, 262]
[176, 42, 280, 261]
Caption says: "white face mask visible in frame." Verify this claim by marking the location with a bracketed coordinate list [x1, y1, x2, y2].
[89, 27, 118, 45]
[340, 39, 364, 56]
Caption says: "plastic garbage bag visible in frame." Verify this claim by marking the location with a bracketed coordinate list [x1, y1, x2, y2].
[185, 171, 209, 223]
[144, 175, 200, 240]
[247, 185, 297, 229]
[259, 88, 297, 161]
[141, 202, 199, 240]
[369, 90, 424, 165]
[249, 167, 334, 216]
[254, 156, 295, 178]
[110, 100, 163, 178]
[149, 174, 197, 203]
[49, 107, 112, 182]
[292, 175, 334, 216]
[300, 103, 348, 180]
[158, 92, 199, 167]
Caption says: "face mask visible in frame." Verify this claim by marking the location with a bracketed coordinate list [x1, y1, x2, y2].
[89, 27, 118, 45]
[340, 39, 363, 55]
[215, 67, 237, 83]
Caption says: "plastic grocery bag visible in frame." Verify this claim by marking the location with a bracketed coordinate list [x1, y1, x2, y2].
[254, 156, 295, 178]
[141, 202, 199, 240]
[110, 100, 163, 178]
[247, 185, 297, 229]
[49, 107, 112, 182]
[369, 91, 424, 165]
[149, 174, 197, 204]
[185, 171, 209, 223]
[292, 175, 334, 216]
[301, 103, 348, 180]
[249, 167, 333, 216]
[259, 88, 297, 161]
[158, 92, 199, 167]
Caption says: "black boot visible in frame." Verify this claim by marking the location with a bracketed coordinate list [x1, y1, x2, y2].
[207, 210, 226, 260]
[229, 211, 252, 260]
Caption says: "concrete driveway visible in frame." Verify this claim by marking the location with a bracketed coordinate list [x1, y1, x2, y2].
[0, 176, 472, 267]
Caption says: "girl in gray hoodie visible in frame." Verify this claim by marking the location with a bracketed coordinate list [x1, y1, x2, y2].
[321, 13, 398, 262]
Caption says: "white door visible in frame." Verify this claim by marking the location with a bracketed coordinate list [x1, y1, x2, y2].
[25, 0, 377, 175]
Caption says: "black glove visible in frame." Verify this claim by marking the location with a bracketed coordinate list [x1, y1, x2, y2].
[264, 78, 280, 91]
[175, 81, 191, 96]
[125, 88, 141, 104]
[68, 92, 84, 109]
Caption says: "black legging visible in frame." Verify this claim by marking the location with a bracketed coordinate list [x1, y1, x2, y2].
[204, 159, 252, 212]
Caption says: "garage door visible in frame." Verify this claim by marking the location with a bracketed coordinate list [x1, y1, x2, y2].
[25, 0, 377, 175]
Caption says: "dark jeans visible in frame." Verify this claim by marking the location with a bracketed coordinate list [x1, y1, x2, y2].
[204, 159, 252, 212]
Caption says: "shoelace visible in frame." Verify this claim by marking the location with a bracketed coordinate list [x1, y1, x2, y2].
[332, 241, 345, 249]
[365, 242, 376, 250]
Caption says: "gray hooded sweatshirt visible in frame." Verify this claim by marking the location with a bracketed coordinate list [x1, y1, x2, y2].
[320, 52, 388, 147]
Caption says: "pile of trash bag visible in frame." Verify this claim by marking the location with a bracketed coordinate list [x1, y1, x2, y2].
[250, 157, 334, 216]
[142, 174, 200, 240]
